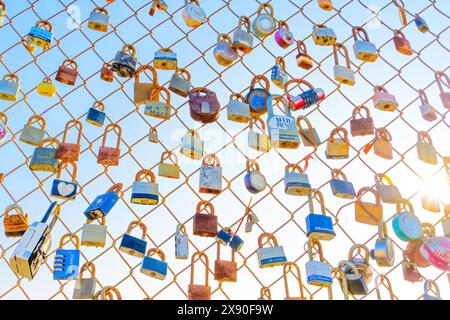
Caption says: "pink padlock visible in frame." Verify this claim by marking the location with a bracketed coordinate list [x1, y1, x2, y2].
[372, 85, 399, 112]
[435, 71, 450, 110]
[420, 236, 450, 272]
[418, 89, 437, 122]
[274, 21, 294, 49]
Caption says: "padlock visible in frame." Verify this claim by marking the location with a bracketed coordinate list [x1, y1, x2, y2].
[27, 20, 53, 50]
[227, 93, 251, 123]
[145, 85, 173, 119]
[393, 29, 413, 56]
[305, 239, 332, 287]
[326, 127, 350, 159]
[414, 14, 429, 33]
[337, 261, 368, 296]
[245, 75, 271, 116]
[0, 74, 20, 101]
[188, 252, 211, 300]
[296, 116, 320, 147]
[229, 234, 244, 252]
[248, 117, 270, 152]
[55, 59, 78, 85]
[352, 26, 378, 62]
[141, 248, 168, 280]
[81, 217, 107, 248]
[100, 63, 114, 82]
[50, 160, 78, 200]
[86, 101, 106, 127]
[329, 169, 356, 199]
[119, 221, 148, 258]
[416, 131, 437, 165]
[158, 151, 180, 179]
[36, 77, 56, 97]
[296, 40, 314, 70]
[88, 7, 110, 32]
[435, 71, 450, 109]
[97, 123, 121, 166]
[402, 254, 422, 283]
[374, 173, 403, 204]
[346, 244, 373, 285]
[258, 287, 272, 300]
[214, 34, 238, 66]
[180, 129, 204, 160]
[216, 227, 233, 246]
[257, 233, 287, 268]
[57, 119, 82, 162]
[370, 221, 395, 267]
[53, 233, 80, 280]
[232, 16, 253, 54]
[29, 137, 60, 172]
[199, 154, 222, 194]
[244, 159, 266, 194]
[148, 126, 158, 143]
[73, 263, 97, 299]
[0, 112, 8, 143]
[443, 205, 450, 238]
[312, 24, 337, 46]
[3, 204, 29, 238]
[0, 1, 5, 26]
[189, 87, 220, 123]
[19, 115, 46, 146]
[154, 48, 178, 70]
[283, 262, 307, 300]
[393, 0, 407, 26]
[269, 57, 287, 90]
[285, 79, 325, 111]
[306, 189, 336, 241]
[245, 211, 257, 233]
[73, 262, 97, 300]
[333, 43, 355, 86]
[284, 163, 311, 196]
[175, 224, 189, 260]
[22, 35, 36, 54]
[274, 20, 294, 49]
[182, 0, 206, 28]
[392, 199, 422, 242]
[372, 85, 399, 112]
[423, 280, 442, 300]
[373, 128, 393, 160]
[354, 187, 383, 226]
[252, 3, 276, 39]
[131, 169, 159, 205]
[374, 274, 396, 300]
[214, 243, 237, 282]
[404, 223, 434, 268]
[422, 191, 440, 213]
[193, 201, 218, 237]
[169, 68, 191, 97]
[266, 94, 300, 149]
[418, 89, 437, 122]
[420, 235, 450, 271]
[134, 65, 158, 105]
[111, 44, 138, 78]
[84, 183, 122, 219]
[94, 287, 122, 300]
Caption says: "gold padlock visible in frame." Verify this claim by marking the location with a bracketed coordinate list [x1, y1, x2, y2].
[416, 131, 437, 165]
[367, 128, 393, 160]
[355, 187, 383, 225]
[443, 205, 450, 238]
[37, 77, 57, 97]
[326, 127, 350, 159]
[158, 151, 180, 179]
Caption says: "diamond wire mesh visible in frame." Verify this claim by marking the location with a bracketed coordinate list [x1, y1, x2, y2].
[0, 0, 449, 300]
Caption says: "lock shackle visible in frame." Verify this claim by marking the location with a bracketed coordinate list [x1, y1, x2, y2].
[356, 187, 382, 205]
[39, 137, 60, 148]
[421, 222, 435, 239]
[135, 64, 158, 84]
[101, 123, 122, 149]
[249, 116, 266, 132]
[266, 94, 291, 118]
[250, 75, 270, 90]
[296, 40, 308, 55]
[285, 163, 304, 174]
[348, 244, 370, 264]
[275, 56, 286, 70]
[283, 262, 306, 300]
[58, 233, 81, 250]
[424, 279, 441, 299]
[126, 220, 147, 240]
[435, 71, 450, 93]
[375, 127, 392, 142]
[331, 266, 348, 300]
[352, 26, 370, 42]
[352, 105, 371, 120]
[396, 199, 414, 214]
[313, 23, 328, 30]
[202, 153, 220, 167]
[96, 286, 122, 300]
[308, 189, 326, 216]
[246, 159, 260, 173]
[2, 73, 19, 83]
[106, 182, 123, 195]
[337, 260, 360, 276]
[62, 119, 83, 145]
[146, 248, 166, 261]
[217, 33, 232, 45]
[229, 92, 246, 103]
[121, 44, 136, 57]
[392, 0, 407, 26]
[86, 216, 106, 226]
[196, 200, 215, 216]
[149, 126, 158, 137]
[375, 274, 396, 300]
[307, 239, 325, 262]
[259, 287, 272, 300]
[56, 160, 77, 182]
[79, 261, 96, 278]
[0, 112, 8, 125]
[216, 241, 235, 262]
[237, 16, 251, 32]
[284, 78, 314, 97]
[329, 127, 348, 143]
[92, 101, 105, 111]
[150, 85, 171, 105]
[418, 89, 430, 105]
[417, 131, 433, 145]
[35, 20, 53, 32]
[93, 7, 108, 15]
[160, 150, 178, 165]
[135, 169, 156, 183]
[175, 67, 191, 81]
[257, 3, 274, 16]
[27, 115, 46, 130]
[376, 221, 389, 240]
[295, 115, 313, 132]
[258, 232, 279, 248]
[393, 29, 407, 40]
[246, 211, 255, 224]
[41, 76, 54, 85]
[4, 203, 27, 220]
[60, 59, 78, 71]
[374, 173, 394, 186]
[186, 129, 200, 138]
[190, 251, 209, 286]
[40, 201, 60, 224]
[0, 1, 5, 10]
[177, 223, 187, 235]
[333, 43, 351, 68]
[185, 0, 200, 5]
[330, 168, 348, 181]
[277, 20, 289, 30]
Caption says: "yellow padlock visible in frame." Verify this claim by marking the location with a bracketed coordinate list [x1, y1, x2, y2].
[37, 77, 57, 97]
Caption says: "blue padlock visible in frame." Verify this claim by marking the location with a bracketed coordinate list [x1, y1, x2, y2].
[119, 221, 148, 258]
[84, 183, 122, 220]
[28, 20, 53, 50]
[305, 190, 336, 241]
[140, 248, 168, 280]
[86, 102, 106, 127]
[50, 161, 78, 200]
[329, 169, 356, 199]
[53, 234, 80, 280]
[270, 57, 288, 89]
[216, 228, 233, 245]
[414, 14, 429, 33]
[246, 75, 270, 116]
[229, 235, 244, 252]
[29, 138, 60, 173]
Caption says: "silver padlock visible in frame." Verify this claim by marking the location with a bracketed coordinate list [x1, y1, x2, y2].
[370, 222, 395, 267]
[333, 43, 355, 86]
[182, 0, 206, 28]
[418, 89, 437, 122]
[352, 26, 378, 62]
[0, 74, 20, 101]
[88, 7, 110, 32]
[244, 159, 267, 194]
[81, 217, 107, 248]
[169, 68, 191, 98]
[305, 239, 332, 287]
[233, 16, 253, 54]
[73, 262, 97, 300]
[199, 154, 222, 194]
[175, 224, 189, 260]
[284, 163, 311, 196]
[312, 24, 337, 46]
[227, 93, 251, 123]
[252, 3, 276, 39]
[374, 174, 403, 204]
